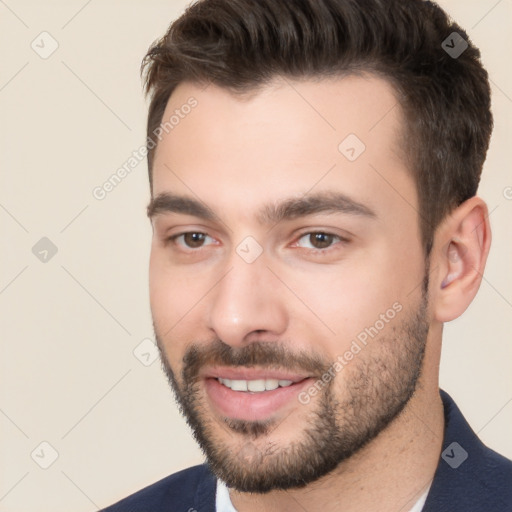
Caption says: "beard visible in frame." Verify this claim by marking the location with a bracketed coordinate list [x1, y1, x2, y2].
[154, 281, 430, 494]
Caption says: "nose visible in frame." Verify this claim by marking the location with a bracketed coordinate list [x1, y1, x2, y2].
[206, 252, 289, 348]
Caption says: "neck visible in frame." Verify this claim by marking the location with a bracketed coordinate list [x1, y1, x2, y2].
[229, 355, 444, 512]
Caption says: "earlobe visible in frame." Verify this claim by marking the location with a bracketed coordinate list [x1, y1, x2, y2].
[433, 197, 491, 322]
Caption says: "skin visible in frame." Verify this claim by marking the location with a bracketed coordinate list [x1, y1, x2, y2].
[148, 75, 491, 512]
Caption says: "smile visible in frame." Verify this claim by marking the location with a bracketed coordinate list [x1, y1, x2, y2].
[217, 377, 294, 392]
[202, 368, 314, 422]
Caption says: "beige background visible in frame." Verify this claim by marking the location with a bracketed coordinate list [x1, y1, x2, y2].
[0, 1, 511, 511]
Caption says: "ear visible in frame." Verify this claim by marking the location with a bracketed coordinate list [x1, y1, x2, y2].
[431, 196, 492, 323]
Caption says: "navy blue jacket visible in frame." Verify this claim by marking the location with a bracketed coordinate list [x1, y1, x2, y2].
[102, 390, 512, 511]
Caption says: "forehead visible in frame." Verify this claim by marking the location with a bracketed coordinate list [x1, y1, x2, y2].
[151, 74, 415, 224]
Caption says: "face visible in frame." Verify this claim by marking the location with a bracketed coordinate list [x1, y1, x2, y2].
[148, 75, 430, 492]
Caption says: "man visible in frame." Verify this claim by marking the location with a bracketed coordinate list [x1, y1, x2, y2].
[102, 0, 512, 510]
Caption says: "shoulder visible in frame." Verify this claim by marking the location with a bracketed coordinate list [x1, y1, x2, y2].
[101, 463, 217, 512]
[424, 390, 512, 512]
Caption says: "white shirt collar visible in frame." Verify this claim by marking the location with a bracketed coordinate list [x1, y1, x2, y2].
[215, 478, 431, 512]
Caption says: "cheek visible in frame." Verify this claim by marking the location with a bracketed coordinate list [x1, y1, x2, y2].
[292, 273, 383, 346]
[149, 247, 214, 343]
[288, 249, 419, 348]
[149, 248, 171, 323]
[149, 259, 191, 372]
[149, 248, 191, 337]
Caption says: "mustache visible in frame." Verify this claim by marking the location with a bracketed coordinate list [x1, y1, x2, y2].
[180, 339, 332, 385]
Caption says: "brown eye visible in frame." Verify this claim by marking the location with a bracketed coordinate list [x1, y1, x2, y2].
[310, 233, 335, 249]
[296, 232, 340, 250]
[169, 232, 214, 249]
[182, 232, 207, 248]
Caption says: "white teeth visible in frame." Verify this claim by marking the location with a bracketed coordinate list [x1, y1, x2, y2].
[218, 378, 295, 392]
[247, 379, 266, 392]
[264, 379, 279, 391]
[229, 379, 248, 391]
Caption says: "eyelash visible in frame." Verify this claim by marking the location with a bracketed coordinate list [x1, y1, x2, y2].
[166, 231, 349, 253]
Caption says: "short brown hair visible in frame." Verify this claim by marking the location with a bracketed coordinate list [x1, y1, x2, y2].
[141, 0, 492, 253]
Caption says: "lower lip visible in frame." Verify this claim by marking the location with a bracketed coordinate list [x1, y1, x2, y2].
[204, 377, 313, 422]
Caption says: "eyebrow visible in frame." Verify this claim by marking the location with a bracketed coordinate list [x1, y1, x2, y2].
[147, 191, 376, 225]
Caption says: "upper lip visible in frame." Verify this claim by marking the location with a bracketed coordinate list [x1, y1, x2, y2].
[201, 366, 311, 383]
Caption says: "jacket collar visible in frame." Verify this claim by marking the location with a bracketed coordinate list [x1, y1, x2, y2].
[423, 389, 511, 511]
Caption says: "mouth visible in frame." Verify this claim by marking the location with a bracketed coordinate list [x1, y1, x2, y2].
[201, 367, 315, 422]
[217, 377, 296, 392]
